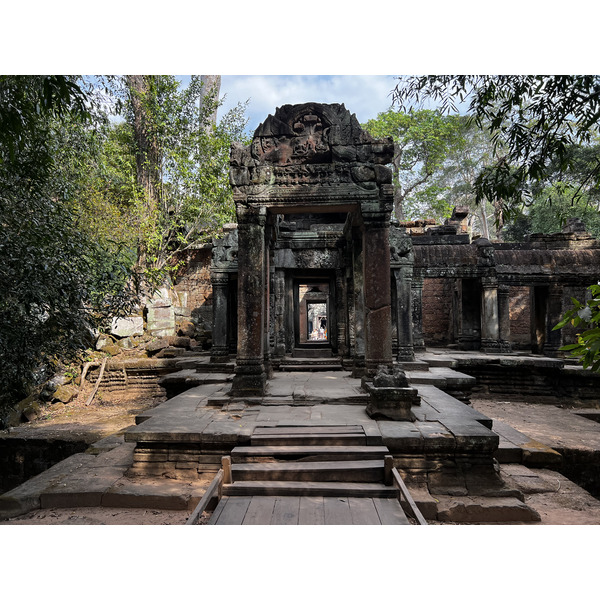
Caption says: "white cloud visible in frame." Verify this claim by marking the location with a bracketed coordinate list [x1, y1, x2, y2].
[220, 75, 398, 133]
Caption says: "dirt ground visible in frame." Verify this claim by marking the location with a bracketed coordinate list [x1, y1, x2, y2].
[6, 380, 164, 444]
[1, 506, 193, 525]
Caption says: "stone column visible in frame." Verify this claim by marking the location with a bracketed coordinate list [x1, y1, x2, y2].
[362, 213, 393, 375]
[497, 283, 512, 352]
[411, 271, 425, 352]
[351, 235, 365, 376]
[395, 267, 415, 361]
[210, 271, 230, 362]
[480, 277, 500, 353]
[544, 283, 564, 356]
[273, 269, 286, 359]
[335, 269, 348, 357]
[231, 206, 267, 396]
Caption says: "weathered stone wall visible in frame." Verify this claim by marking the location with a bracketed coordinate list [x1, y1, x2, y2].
[173, 247, 213, 332]
[509, 285, 531, 348]
[422, 278, 454, 346]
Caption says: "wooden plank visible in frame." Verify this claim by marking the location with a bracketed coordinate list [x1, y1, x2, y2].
[271, 496, 300, 525]
[243, 496, 277, 525]
[299, 496, 325, 525]
[323, 497, 352, 525]
[348, 497, 381, 525]
[214, 496, 252, 525]
[223, 481, 398, 497]
[373, 497, 410, 525]
[392, 468, 428, 525]
[207, 497, 228, 525]
[232, 445, 389, 456]
[232, 460, 383, 483]
[186, 469, 223, 525]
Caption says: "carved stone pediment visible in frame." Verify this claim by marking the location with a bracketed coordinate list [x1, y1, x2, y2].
[230, 102, 394, 210]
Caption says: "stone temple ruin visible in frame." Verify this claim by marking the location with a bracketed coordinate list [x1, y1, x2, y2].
[126, 103, 600, 522]
[3, 103, 600, 524]
[211, 102, 600, 379]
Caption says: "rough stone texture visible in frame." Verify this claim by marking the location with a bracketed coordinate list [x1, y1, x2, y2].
[52, 385, 77, 404]
[422, 278, 453, 346]
[435, 496, 541, 523]
[110, 316, 144, 338]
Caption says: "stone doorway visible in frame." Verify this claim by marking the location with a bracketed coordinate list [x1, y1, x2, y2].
[294, 277, 334, 357]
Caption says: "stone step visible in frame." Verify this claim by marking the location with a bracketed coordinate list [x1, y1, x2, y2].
[231, 460, 385, 482]
[280, 363, 344, 372]
[291, 348, 333, 359]
[251, 425, 366, 447]
[231, 445, 390, 463]
[222, 481, 399, 498]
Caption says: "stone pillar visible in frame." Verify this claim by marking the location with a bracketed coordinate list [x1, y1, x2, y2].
[544, 283, 564, 356]
[480, 277, 500, 353]
[351, 235, 365, 376]
[394, 267, 415, 361]
[210, 271, 230, 362]
[411, 271, 425, 352]
[497, 283, 512, 352]
[335, 269, 348, 357]
[273, 269, 286, 359]
[231, 206, 267, 396]
[362, 213, 393, 375]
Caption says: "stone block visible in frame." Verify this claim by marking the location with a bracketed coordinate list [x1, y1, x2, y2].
[435, 496, 541, 523]
[439, 418, 498, 453]
[418, 421, 456, 453]
[147, 287, 173, 308]
[378, 421, 423, 452]
[155, 347, 186, 358]
[52, 385, 77, 404]
[102, 343, 122, 357]
[403, 484, 438, 520]
[145, 338, 169, 355]
[365, 384, 418, 421]
[170, 336, 192, 349]
[428, 469, 468, 496]
[110, 316, 144, 338]
[177, 320, 196, 337]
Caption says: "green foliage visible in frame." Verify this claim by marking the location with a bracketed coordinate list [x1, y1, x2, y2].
[0, 76, 140, 421]
[122, 75, 248, 281]
[553, 285, 600, 372]
[363, 108, 464, 220]
[393, 76, 600, 216]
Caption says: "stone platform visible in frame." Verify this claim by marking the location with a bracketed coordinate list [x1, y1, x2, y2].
[1, 359, 577, 523]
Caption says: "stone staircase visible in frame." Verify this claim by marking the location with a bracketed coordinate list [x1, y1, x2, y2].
[222, 425, 399, 500]
[279, 349, 343, 372]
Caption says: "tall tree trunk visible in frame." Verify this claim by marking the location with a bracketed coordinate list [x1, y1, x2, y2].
[392, 144, 405, 220]
[200, 75, 221, 131]
[479, 201, 490, 239]
[125, 75, 161, 274]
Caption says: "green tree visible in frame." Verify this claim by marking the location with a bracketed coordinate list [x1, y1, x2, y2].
[435, 117, 506, 239]
[392, 76, 600, 220]
[0, 76, 139, 422]
[554, 285, 600, 372]
[123, 75, 248, 284]
[363, 108, 464, 221]
[393, 75, 600, 369]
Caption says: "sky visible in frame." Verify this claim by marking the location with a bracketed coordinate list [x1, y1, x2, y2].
[212, 75, 398, 133]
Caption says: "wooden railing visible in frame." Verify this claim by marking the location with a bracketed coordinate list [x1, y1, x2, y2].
[390, 463, 428, 525]
[185, 468, 225, 525]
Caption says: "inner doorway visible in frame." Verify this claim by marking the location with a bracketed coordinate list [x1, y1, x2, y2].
[294, 278, 334, 353]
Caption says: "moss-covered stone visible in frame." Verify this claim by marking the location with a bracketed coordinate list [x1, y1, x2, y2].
[52, 385, 77, 404]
